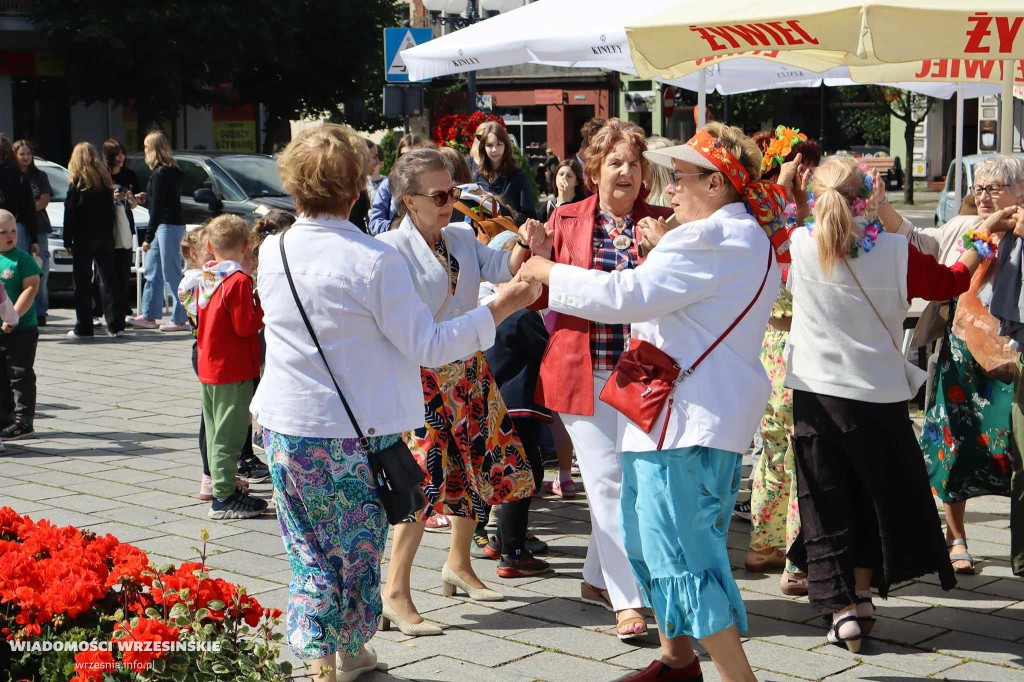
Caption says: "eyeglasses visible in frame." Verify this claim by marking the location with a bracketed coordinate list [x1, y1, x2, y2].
[972, 183, 1011, 197]
[415, 186, 462, 207]
[671, 170, 712, 187]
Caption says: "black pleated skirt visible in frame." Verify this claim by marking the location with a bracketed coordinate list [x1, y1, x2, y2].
[787, 389, 956, 614]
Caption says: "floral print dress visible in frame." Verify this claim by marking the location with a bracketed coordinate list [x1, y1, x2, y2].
[749, 287, 802, 573]
[401, 239, 536, 522]
[921, 301, 1014, 502]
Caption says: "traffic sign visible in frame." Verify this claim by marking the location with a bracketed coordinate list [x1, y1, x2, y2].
[663, 87, 675, 117]
[385, 28, 432, 83]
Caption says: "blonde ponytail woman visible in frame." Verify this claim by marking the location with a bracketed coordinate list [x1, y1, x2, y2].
[784, 156, 1019, 652]
[128, 130, 189, 331]
[64, 142, 124, 339]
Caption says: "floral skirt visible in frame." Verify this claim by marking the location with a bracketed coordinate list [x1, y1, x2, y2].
[920, 321, 1014, 503]
[402, 351, 536, 522]
[264, 428, 391, 660]
[750, 325, 801, 574]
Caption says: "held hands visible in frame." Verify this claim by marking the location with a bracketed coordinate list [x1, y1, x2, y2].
[977, 206, 1023, 237]
[518, 255, 555, 286]
[141, 242, 151, 252]
[495, 272, 542, 310]
[637, 216, 671, 252]
[518, 219, 552, 258]
[1, 322, 11, 334]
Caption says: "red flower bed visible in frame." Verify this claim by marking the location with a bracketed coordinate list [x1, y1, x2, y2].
[0, 506, 287, 680]
[432, 111, 505, 154]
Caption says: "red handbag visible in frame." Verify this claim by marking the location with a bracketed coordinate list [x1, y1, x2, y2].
[600, 244, 773, 450]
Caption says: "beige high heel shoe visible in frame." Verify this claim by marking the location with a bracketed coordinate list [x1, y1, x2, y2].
[440, 563, 503, 601]
[381, 597, 442, 636]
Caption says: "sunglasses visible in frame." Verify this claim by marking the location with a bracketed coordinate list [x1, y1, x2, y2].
[415, 186, 462, 207]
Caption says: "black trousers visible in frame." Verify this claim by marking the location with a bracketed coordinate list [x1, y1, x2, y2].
[72, 239, 124, 335]
[94, 248, 134, 318]
[191, 341, 254, 476]
[0, 326, 38, 428]
[477, 418, 545, 554]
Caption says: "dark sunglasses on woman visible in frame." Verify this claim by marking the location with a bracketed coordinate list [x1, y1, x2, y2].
[415, 186, 462, 207]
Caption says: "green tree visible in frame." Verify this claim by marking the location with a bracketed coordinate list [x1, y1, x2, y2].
[874, 88, 936, 204]
[30, 0, 400, 151]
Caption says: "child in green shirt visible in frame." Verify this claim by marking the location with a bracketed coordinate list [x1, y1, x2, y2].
[0, 209, 41, 440]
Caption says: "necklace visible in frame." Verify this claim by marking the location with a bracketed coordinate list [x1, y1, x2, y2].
[805, 217, 881, 259]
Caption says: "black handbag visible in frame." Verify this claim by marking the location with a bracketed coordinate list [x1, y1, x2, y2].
[279, 232, 426, 525]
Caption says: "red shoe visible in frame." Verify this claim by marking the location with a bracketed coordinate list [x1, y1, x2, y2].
[620, 658, 703, 681]
[424, 515, 451, 532]
[496, 550, 552, 578]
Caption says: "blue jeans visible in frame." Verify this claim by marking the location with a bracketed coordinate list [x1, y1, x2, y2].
[141, 224, 187, 323]
[15, 223, 47, 318]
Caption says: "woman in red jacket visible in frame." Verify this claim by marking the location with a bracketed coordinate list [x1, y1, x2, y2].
[525, 118, 671, 640]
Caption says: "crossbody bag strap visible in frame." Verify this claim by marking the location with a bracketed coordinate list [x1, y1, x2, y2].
[843, 260, 903, 355]
[682, 242, 774, 379]
[279, 231, 370, 449]
[657, 242, 774, 450]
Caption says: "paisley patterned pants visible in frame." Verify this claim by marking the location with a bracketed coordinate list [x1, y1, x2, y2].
[264, 428, 392, 660]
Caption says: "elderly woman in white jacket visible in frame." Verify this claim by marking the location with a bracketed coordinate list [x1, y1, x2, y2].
[377, 148, 543, 635]
[251, 125, 539, 682]
[521, 123, 782, 682]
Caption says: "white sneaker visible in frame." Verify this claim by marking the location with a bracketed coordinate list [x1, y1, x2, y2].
[66, 330, 91, 340]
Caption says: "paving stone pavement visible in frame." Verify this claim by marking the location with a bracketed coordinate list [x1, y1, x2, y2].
[2, 310, 1022, 681]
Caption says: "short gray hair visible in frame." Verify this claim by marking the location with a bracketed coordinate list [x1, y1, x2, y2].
[974, 155, 1024, 192]
[389, 148, 450, 224]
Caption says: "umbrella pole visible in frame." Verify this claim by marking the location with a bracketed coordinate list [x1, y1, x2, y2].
[697, 68, 707, 128]
[1001, 60, 1014, 155]
[953, 82, 964, 214]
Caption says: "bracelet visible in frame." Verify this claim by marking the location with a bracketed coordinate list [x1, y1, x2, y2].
[516, 239, 531, 250]
[962, 227, 997, 261]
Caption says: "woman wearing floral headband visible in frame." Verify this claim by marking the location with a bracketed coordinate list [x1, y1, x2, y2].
[520, 122, 786, 682]
[743, 128, 820, 598]
[874, 155, 1024, 576]
[783, 156, 1018, 652]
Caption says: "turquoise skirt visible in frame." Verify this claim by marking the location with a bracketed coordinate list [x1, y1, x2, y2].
[620, 446, 747, 640]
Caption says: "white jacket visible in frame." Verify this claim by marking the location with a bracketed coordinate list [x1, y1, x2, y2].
[250, 216, 496, 439]
[377, 214, 512, 324]
[547, 203, 780, 454]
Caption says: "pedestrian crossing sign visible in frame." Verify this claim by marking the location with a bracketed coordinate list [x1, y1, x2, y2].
[385, 28, 432, 83]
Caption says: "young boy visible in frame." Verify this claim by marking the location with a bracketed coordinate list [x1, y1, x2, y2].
[0, 209, 41, 441]
[188, 215, 267, 519]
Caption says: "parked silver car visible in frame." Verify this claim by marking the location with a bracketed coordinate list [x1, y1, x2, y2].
[934, 152, 1024, 226]
[37, 159, 150, 292]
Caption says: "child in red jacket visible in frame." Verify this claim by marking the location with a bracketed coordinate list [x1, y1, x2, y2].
[192, 215, 267, 519]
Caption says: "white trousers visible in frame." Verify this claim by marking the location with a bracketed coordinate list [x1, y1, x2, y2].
[559, 370, 644, 611]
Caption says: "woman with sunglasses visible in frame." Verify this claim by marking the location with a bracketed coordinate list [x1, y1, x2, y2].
[376, 148, 542, 635]
[876, 155, 1024, 576]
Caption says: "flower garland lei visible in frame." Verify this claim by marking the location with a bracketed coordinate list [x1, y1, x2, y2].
[961, 226, 998, 261]
[804, 172, 881, 258]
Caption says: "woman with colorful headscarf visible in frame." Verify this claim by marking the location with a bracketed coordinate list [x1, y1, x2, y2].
[520, 122, 786, 682]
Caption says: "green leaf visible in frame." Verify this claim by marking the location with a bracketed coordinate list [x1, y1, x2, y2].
[145, 607, 161, 619]
[279, 661, 293, 675]
[194, 608, 210, 620]
[169, 602, 189, 619]
[178, 587, 190, 600]
[206, 600, 226, 610]
[152, 657, 166, 674]
[175, 615, 191, 627]
[212, 663, 229, 674]
[113, 608, 124, 621]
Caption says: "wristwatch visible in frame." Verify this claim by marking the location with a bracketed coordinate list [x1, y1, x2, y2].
[516, 239, 531, 250]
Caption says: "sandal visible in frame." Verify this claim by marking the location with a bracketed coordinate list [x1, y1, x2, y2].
[947, 538, 976, 574]
[579, 581, 613, 611]
[826, 612, 862, 653]
[855, 595, 876, 636]
[744, 547, 786, 573]
[616, 614, 648, 641]
[424, 515, 451, 532]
